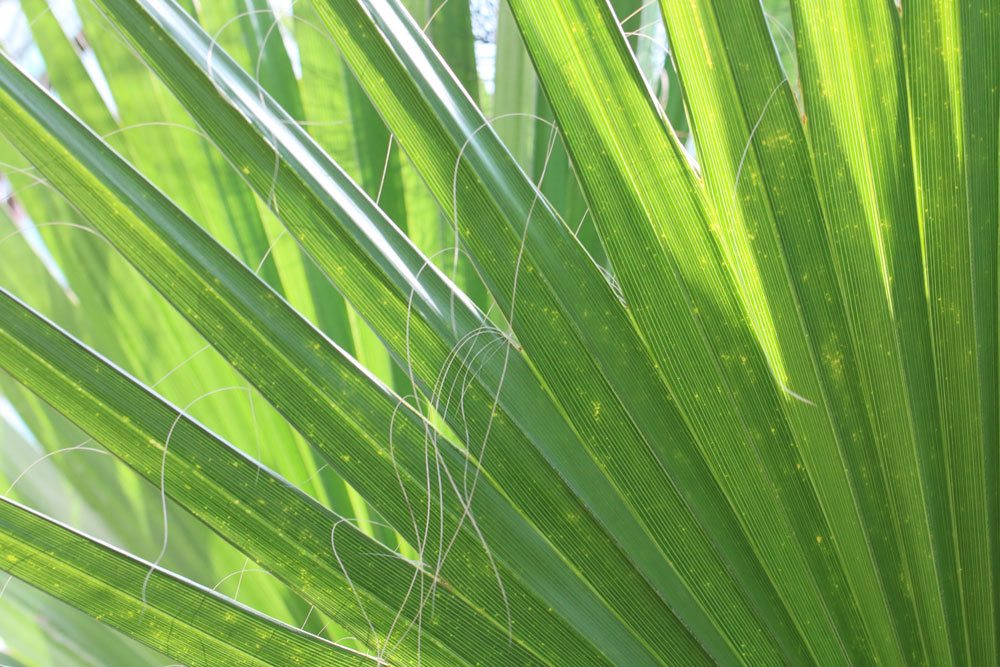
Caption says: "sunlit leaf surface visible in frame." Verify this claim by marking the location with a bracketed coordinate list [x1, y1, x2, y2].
[0, 1, 996, 665]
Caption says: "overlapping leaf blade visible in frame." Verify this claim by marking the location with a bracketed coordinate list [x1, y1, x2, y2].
[0, 38, 667, 665]
[902, 1, 1000, 663]
[0, 287, 505, 666]
[791, 2, 956, 662]
[0, 498, 373, 667]
[85, 0, 794, 663]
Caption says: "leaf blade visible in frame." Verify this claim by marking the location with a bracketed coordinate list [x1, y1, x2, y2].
[0, 498, 373, 667]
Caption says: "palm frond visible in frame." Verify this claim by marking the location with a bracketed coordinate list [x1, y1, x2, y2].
[1, 0, 996, 665]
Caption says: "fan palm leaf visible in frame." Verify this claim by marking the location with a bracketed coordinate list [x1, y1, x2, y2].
[0, 0, 995, 665]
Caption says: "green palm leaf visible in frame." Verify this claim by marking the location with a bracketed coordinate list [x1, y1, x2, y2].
[1, 0, 996, 665]
[0, 498, 376, 667]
